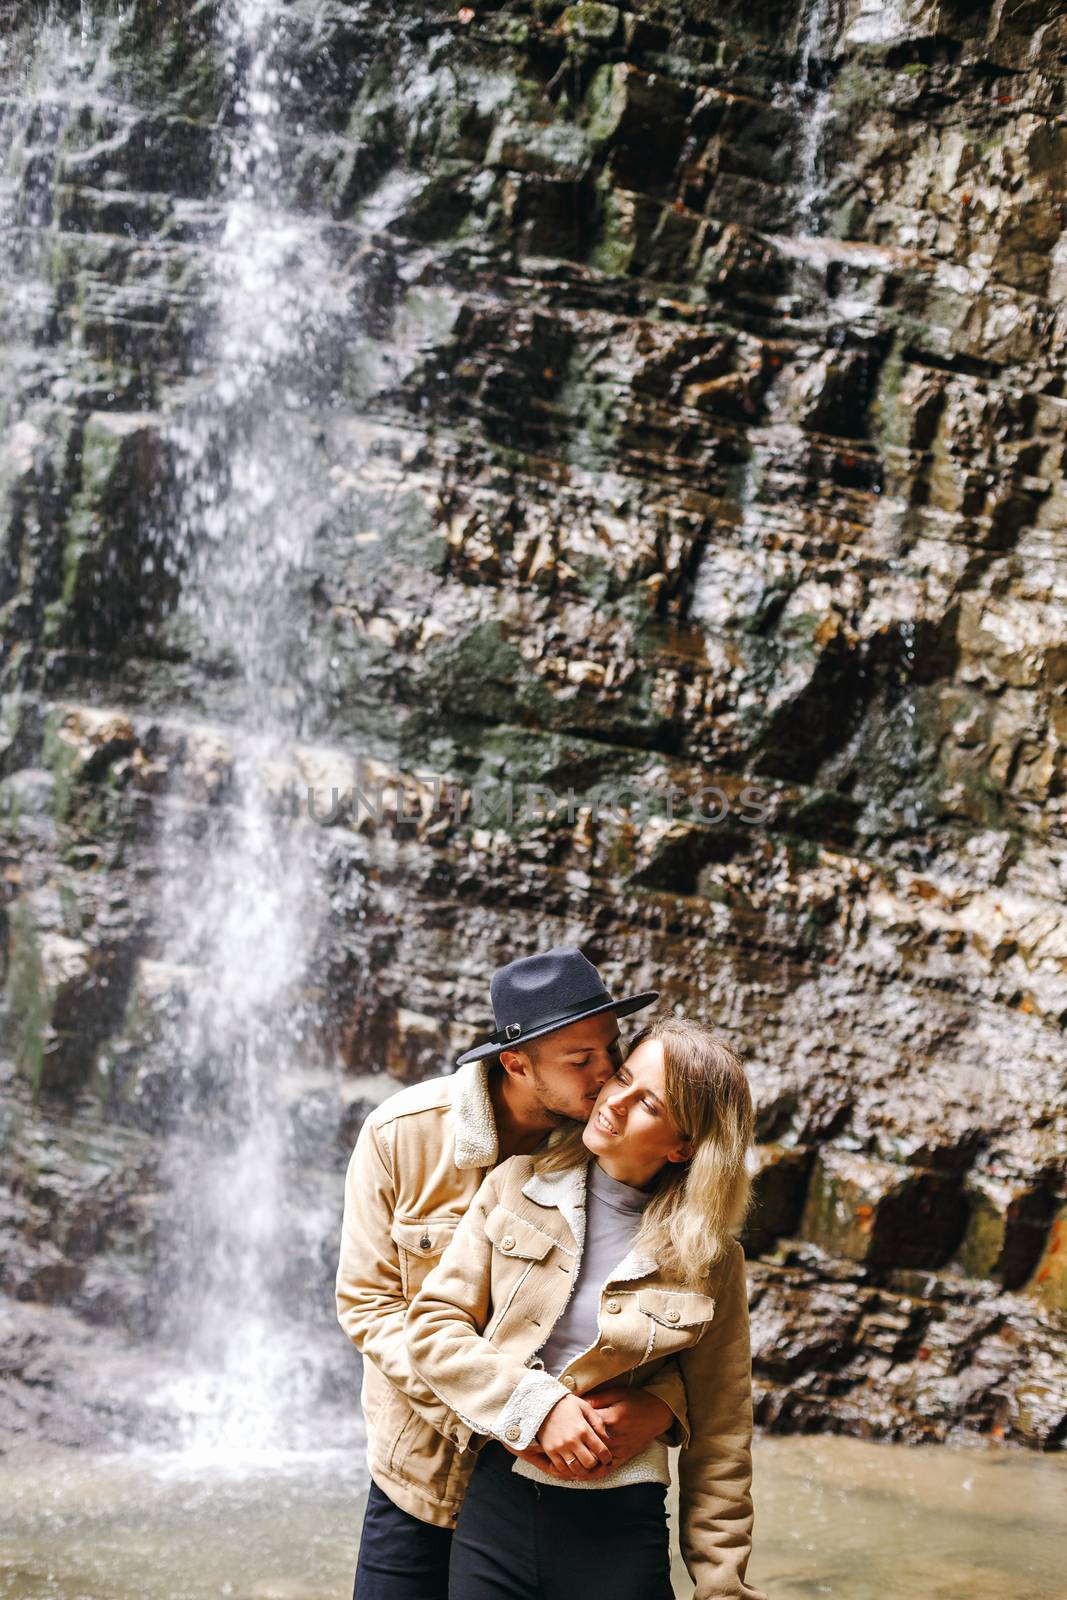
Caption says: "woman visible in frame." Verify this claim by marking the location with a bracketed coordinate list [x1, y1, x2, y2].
[404, 1016, 768, 1600]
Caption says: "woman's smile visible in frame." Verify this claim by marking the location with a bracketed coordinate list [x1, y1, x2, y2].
[581, 1041, 695, 1187]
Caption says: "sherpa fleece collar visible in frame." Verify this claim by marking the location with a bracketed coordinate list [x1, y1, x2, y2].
[451, 1059, 499, 1170]
[521, 1158, 659, 1284]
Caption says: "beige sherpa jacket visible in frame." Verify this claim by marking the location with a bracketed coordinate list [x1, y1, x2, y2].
[405, 1151, 768, 1599]
[335, 1060, 691, 1528]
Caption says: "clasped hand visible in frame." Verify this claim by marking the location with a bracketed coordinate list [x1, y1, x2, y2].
[503, 1385, 673, 1481]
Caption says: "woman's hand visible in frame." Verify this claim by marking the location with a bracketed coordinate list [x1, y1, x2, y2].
[536, 1394, 613, 1475]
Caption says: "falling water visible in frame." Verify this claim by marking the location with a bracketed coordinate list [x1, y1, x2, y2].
[789, 0, 847, 234]
[0, 10, 111, 352]
[690, 0, 849, 627]
[145, 0, 358, 1461]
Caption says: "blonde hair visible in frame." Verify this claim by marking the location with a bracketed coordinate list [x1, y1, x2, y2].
[535, 1016, 755, 1287]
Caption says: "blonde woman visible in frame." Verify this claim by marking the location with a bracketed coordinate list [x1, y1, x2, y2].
[404, 1017, 768, 1600]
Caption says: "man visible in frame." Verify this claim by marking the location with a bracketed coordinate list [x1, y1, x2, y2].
[336, 946, 692, 1600]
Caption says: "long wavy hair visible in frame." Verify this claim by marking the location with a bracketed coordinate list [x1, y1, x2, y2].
[534, 1016, 756, 1287]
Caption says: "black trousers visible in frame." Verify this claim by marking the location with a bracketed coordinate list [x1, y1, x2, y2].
[448, 1442, 675, 1600]
[353, 1477, 453, 1600]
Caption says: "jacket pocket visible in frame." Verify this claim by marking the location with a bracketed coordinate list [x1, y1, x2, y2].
[481, 1205, 557, 1341]
[635, 1288, 717, 1352]
[391, 1216, 458, 1301]
[482, 1204, 556, 1262]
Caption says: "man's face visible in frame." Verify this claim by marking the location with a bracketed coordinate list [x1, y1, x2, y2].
[526, 1011, 624, 1125]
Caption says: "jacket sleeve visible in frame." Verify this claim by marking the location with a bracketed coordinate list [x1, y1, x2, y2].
[334, 1113, 474, 1449]
[405, 1166, 573, 1450]
[638, 1358, 690, 1447]
[677, 1241, 768, 1600]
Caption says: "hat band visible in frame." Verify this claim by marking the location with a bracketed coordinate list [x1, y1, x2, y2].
[492, 990, 614, 1048]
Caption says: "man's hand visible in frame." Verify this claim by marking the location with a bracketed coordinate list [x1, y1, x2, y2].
[580, 1385, 674, 1472]
[503, 1386, 673, 1481]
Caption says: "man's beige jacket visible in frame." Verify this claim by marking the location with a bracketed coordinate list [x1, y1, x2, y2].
[335, 1060, 689, 1528]
[405, 1152, 768, 1600]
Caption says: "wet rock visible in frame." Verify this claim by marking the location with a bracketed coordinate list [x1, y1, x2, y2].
[742, 1144, 814, 1255]
[800, 1147, 968, 1271]
[0, 0, 1065, 1458]
[340, 996, 449, 1085]
[38, 413, 182, 655]
[42, 705, 137, 823]
[2, 894, 130, 1094]
[0, 1298, 183, 1452]
[0, 769, 56, 825]
[0, 1071, 159, 1332]
[749, 1254, 1065, 1447]
[956, 1175, 1057, 1292]
[286, 1085, 375, 1172]
[1025, 1204, 1067, 1315]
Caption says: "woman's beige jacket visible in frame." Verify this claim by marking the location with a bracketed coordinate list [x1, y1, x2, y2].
[405, 1151, 768, 1600]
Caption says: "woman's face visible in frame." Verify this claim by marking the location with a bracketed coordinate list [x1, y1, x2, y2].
[582, 1037, 692, 1187]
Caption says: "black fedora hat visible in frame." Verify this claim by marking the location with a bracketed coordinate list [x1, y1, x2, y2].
[455, 946, 658, 1067]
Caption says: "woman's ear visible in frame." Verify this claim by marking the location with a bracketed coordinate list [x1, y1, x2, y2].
[667, 1138, 694, 1165]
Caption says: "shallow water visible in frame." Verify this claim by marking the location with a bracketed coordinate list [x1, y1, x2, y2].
[1, 1434, 1063, 1600]
[695, 1433, 1067, 1600]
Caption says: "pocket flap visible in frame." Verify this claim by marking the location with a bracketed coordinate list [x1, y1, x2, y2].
[483, 1204, 556, 1261]
[637, 1288, 717, 1329]
[390, 1217, 456, 1258]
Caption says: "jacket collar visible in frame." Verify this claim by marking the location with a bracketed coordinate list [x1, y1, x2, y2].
[521, 1158, 659, 1284]
[451, 1059, 499, 1170]
[521, 1161, 586, 1250]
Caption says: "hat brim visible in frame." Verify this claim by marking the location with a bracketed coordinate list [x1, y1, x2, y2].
[454, 989, 660, 1068]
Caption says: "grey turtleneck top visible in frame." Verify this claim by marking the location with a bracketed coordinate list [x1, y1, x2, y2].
[509, 1158, 669, 1491]
[538, 1159, 651, 1377]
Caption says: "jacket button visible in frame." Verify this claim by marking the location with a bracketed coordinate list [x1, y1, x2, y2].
[504, 1424, 521, 1442]
[601, 1344, 614, 1355]
[420, 1234, 431, 1250]
[605, 1298, 621, 1314]
[501, 1236, 515, 1252]
[666, 1308, 681, 1323]
[561, 1375, 576, 1390]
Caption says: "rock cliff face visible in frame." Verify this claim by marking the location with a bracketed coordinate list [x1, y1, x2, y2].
[1, 0, 1064, 1450]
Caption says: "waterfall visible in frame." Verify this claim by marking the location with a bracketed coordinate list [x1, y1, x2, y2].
[787, 0, 847, 236]
[144, 0, 358, 1462]
[690, 0, 847, 633]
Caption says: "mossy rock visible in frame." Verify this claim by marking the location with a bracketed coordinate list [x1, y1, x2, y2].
[742, 1144, 815, 1253]
[109, 0, 226, 118]
[800, 1147, 968, 1270]
[0, 897, 120, 1097]
[40, 705, 137, 826]
[41, 413, 181, 655]
[956, 1175, 1055, 1290]
[1024, 1203, 1067, 1314]
[561, 3, 620, 44]
[423, 620, 556, 728]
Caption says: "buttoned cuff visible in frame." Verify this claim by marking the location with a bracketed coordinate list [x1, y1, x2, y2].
[493, 1370, 571, 1450]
